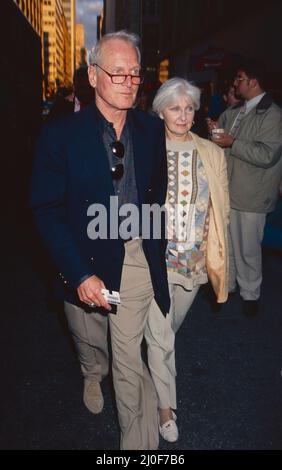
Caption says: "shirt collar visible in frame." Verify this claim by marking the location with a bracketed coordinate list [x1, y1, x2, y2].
[92, 101, 132, 136]
[245, 92, 266, 113]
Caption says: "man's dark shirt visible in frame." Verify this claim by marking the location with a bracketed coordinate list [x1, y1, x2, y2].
[94, 104, 140, 239]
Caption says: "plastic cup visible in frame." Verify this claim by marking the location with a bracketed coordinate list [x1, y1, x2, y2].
[212, 128, 224, 140]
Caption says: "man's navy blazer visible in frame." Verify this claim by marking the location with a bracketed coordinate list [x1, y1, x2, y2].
[30, 104, 170, 315]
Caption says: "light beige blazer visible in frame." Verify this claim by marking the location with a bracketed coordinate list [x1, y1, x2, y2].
[190, 132, 230, 303]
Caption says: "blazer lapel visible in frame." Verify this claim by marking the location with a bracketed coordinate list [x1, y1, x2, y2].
[131, 111, 153, 203]
[80, 105, 115, 199]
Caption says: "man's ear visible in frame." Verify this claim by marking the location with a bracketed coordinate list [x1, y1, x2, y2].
[250, 77, 258, 89]
[88, 65, 96, 88]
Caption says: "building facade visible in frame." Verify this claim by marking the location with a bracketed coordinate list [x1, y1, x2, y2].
[102, 0, 160, 82]
[14, 0, 42, 36]
[5, 1, 43, 208]
[75, 23, 87, 68]
[62, 0, 76, 76]
[103, 0, 282, 93]
[43, 0, 72, 97]
[103, 0, 142, 36]
[158, 0, 282, 85]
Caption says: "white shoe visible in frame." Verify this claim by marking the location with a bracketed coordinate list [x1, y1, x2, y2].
[159, 411, 178, 443]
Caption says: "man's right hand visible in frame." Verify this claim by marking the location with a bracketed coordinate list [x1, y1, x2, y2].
[77, 275, 112, 311]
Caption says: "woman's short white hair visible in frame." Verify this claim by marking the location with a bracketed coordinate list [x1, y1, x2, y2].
[152, 77, 201, 115]
[89, 30, 141, 66]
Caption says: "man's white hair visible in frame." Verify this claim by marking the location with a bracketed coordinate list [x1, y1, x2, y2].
[89, 30, 141, 66]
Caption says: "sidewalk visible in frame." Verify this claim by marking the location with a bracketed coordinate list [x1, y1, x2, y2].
[0, 218, 282, 449]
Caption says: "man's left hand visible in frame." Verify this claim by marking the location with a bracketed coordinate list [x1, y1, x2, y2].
[213, 133, 235, 148]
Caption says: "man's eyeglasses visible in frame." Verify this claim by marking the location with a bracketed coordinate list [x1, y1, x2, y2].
[111, 141, 125, 180]
[234, 76, 249, 82]
[93, 63, 144, 85]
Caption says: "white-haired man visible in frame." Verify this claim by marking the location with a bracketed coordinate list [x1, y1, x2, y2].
[31, 31, 170, 449]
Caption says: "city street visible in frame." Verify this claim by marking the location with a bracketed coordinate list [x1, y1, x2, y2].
[3, 0, 282, 454]
[1, 213, 282, 450]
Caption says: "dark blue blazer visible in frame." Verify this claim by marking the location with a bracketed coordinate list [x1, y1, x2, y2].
[30, 104, 170, 314]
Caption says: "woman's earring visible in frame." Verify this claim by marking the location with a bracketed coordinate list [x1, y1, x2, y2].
[192, 120, 195, 125]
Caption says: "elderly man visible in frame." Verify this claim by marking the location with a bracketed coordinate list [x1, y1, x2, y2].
[209, 59, 282, 316]
[31, 31, 169, 449]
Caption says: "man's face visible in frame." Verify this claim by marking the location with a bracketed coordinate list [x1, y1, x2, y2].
[233, 69, 252, 100]
[89, 39, 140, 114]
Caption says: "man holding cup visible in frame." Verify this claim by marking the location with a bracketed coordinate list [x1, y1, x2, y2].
[207, 59, 282, 316]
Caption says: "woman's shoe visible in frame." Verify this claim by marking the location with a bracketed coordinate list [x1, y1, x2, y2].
[159, 411, 179, 443]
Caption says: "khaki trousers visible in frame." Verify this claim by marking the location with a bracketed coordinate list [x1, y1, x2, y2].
[64, 302, 109, 382]
[228, 209, 266, 300]
[146, 283, 199, 410]
[109, 239, 158, 450]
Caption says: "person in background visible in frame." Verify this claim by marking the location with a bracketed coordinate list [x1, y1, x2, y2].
[71, 66, 96, 112]
[192, 83, 211, 139]
[47, 67, 95, 121]
[136, 89, 151, 112]
[145, 77, 229, 443]
[207, 85, 226, 120]
[31, 30, 170, 450]
[207, 59, 282, 316]
[222, 84, 241, 108]
[206, 84, 240, 137]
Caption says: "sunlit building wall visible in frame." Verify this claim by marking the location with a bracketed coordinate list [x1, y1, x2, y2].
[75, 23, 87, 68]
[159, 59, 169, 83]
[43, 0, 71, 97]
[62, 0, 76, 76]
[63, 13, 72, 86]
[97, 12, 103, 40]
[14, 0, 42, 36]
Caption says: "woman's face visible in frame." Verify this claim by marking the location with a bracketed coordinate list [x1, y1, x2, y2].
[160, 95, 195, 141]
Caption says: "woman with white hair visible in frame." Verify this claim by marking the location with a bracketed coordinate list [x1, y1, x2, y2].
[146, 78, 230, 443]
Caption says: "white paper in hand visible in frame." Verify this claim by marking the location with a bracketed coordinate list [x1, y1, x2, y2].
[101, 289, 121, 305]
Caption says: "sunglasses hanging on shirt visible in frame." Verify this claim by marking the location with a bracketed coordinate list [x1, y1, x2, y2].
[110, 141, 125, 180]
